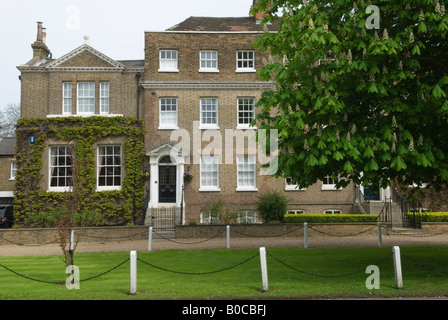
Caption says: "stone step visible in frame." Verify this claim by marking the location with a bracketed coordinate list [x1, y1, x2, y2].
[390, 227, 423, 235]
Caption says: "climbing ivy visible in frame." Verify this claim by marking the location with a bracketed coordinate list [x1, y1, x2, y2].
[14, 116, 146, 227]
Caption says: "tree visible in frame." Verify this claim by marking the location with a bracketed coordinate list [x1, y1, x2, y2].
[0, 103, 20, 137]
[251, 0, 448, 192]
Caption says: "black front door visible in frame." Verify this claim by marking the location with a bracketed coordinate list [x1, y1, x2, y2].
[159, 166, 176, 203]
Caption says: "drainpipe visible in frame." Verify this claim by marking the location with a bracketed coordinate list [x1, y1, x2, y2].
[136, 73, 141, 120]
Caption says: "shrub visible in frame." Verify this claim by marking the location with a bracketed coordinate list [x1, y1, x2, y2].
[284, 214, 378, 223]
[419, 212, 448, 222]
[256, 191, 288, 223]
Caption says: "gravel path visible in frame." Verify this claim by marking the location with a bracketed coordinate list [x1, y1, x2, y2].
[1, 232, 447, 257]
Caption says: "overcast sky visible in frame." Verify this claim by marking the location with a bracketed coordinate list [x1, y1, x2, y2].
[0, 0, 254, 112]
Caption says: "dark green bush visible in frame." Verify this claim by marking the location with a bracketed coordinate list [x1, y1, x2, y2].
[418, 212, 448, 222]
[284, 213, 378, 223]
[256, 191, 288, 223]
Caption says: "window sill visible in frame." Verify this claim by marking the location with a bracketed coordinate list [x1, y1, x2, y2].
[285, 186, 306, 191]
[199, 125, 220, 130]
[236, 125, 257, 130]
[199, 187, 221, 192]
[235, 69, 256, 73]
[97, 187, 122, 192]
[236, 187, 258, 192]
[47, 114, 123, 118]
[321, 186, 340, 191]
[47, 188, 73, 193]
[158, 69, 179, 73]
[199, 69, 219, 73]
[158, 126, 179, 130]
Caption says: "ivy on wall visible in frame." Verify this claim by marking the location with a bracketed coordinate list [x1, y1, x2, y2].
[14, 116, 146, 226]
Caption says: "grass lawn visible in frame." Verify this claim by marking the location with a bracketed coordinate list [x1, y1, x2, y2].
[1, 246, 448, 300]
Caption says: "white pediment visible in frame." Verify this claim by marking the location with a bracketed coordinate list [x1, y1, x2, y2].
[45, 44, 125, 70]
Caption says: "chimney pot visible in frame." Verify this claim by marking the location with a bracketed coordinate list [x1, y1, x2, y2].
[37, 21, 43, 41]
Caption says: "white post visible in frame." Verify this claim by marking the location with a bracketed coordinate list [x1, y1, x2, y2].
[304, 222, 308, 249]
[70, 230, 75, 251]
[148, 227, 153, 251]
[392, 246, 403, 289]
[259, 247, 268, 292]
[130, 251, 137, 295]
[377, 222, 382, 247]
[226, 225, 230, 249]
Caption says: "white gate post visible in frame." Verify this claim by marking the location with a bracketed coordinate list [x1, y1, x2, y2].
[70, 230, 75, 252]
[130, 251, 137, 295]
[304, 222, 308, 249]
[226, 225, 230, 249]
[392, 246, 403, 289]
[148, 227, 153, 251]
[259, 247, 268, 292]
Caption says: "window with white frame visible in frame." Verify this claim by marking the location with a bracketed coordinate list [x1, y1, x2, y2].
[100, 82, 109, 114]
[200, 155, 219, 191]
[159, 98, 178, 129]
[77, 82, 95, 114]
[49, 146, 73, 191]
[237, 154, 257, 190]
[97, 145, 122, 190]
[199, 50, 218, 72]
[285, 177, 306, 190]
[159, 50, 178, 72]
[236, 50, 255, 72]
[200, 211, 220, 224]
[237, 210, 258, 223]
[200, 98, 218, 129]
[63, 82, 72, 115]
[10, 161, 17, 180]
[322, 174, 340, 190]
[237, 98, 255, 128]
[288, 210, 305, 214]
[324, 209, 342, 214]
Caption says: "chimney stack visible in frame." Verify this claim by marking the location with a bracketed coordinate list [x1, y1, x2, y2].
[31, 21, 51, 61]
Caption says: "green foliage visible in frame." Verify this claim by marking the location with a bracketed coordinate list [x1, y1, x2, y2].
[252, 0, 448, 192]
[420, 212, 448, 222]
[14, 116, 145, 226]
[24, 210, 103, 228]
[284, 213, 378, 223]
[255, 191, 288, 223]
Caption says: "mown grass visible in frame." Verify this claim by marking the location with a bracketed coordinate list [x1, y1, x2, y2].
[1, 246, 448, 300]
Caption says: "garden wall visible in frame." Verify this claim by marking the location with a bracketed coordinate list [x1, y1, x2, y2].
[1, 223, 448, 246]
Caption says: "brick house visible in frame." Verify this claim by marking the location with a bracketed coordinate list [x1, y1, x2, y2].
[14, 22, 146, 226]
[140, 4, 391, 225]
[0, 137, 16, 227]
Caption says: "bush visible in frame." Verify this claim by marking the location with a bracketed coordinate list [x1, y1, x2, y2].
[419, 212, 448, 222]
[256, 191, 288, 223]
[284, 214, 378, 223]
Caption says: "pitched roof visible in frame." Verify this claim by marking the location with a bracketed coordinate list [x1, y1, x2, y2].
[0, 138, 16, 156]
[167, 16, 279, 32]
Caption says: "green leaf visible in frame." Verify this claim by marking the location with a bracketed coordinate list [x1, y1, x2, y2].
[343, 161, 354, 173]
[391, 156, 407, 171]
[432, 84, 446, 99]
[333, 151, 344, 161]
[305, 154, 319, 166]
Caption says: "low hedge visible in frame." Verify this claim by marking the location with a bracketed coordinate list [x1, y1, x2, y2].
[417, 212, 448, 222]
[284, 213, 379, 223]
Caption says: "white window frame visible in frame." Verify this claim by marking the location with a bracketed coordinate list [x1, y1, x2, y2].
[199, 98, 219, 130]
[200, 211, 220, 224]
[199, 50, 219, 72]
[63, 82, 72, 115]
[9, 161, 17, 180]
[159, 97, 178, 129]
[100, 82, 109, 115]
[288, 210, 305, 214]
[324, 209, 342, 214]
[322, 174, 340, 190]
[236, 50, 256, 72]
[236, 154, 257, 191]
[237, 97, 256, 129]
[97, 145, 122, 191]
[77, 82, 95, 115]
[159, 50, 178, 72]
[237, 210, 258, 223]
[199, 155, 220, 191]
[49, 146, 73, 192]
[285, 177, 306, 191]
